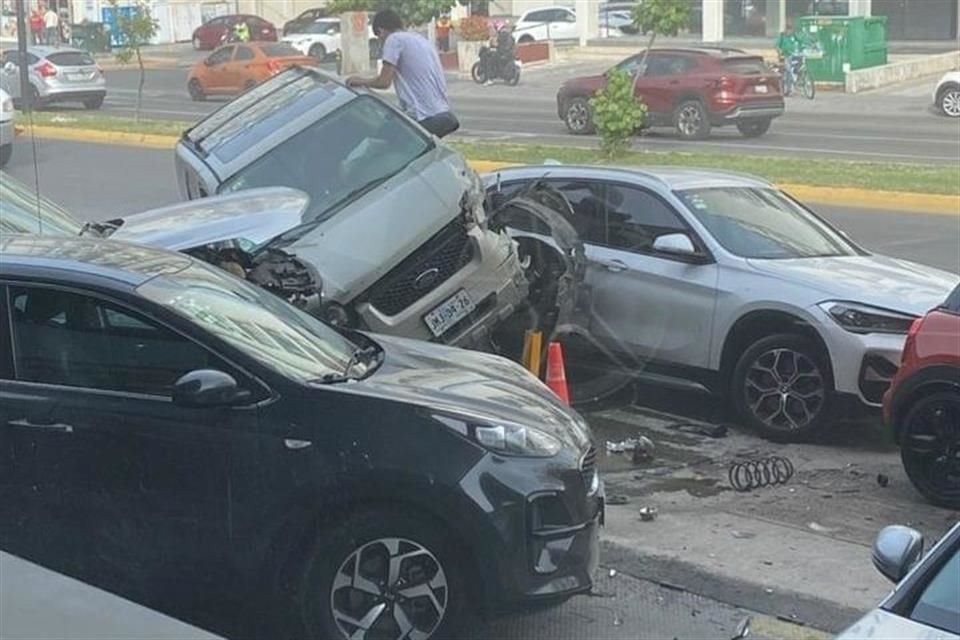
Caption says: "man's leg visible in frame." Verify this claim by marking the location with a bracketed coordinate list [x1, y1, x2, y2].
[418, 112, 460, 138]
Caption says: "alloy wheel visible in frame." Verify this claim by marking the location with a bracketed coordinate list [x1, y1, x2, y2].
[566, 101, 589, 132]
[677, 104, 703, 138]
[330, 537, 448, 640]
[942, 89, 960, 117]
[903, 395, 960, 503]
[744, 348, 825, 432]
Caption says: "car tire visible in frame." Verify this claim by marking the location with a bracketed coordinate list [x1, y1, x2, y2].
[899, 391, 960, 509]
[83, 95, 104, 110]
[938, 83, 960, 117]
[244, 79, 257, 91]
[736, 118, 772, 138]
[518, 34, 534, 44]
[299, 508, 465, 640]
[188, 79, 206, 102]
[471, 61, 487, 85]
[564, 97, 595, 135]
[309, 43, 326, 60]
[673, 99, 711, 140]
[28, 85, 43, 110]
[0, 144, 11, 168]
[506, 62, 521, 86]
[732, 333, 832, 442]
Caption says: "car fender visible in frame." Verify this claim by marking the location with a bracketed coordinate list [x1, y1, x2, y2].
[889, 365, 960, 440]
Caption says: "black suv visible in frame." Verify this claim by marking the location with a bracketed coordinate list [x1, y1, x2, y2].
[0, 235, 602, 640]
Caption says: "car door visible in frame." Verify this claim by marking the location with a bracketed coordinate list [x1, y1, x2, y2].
[230, 44, 257, 89]
[1, 283, 263, 598]
[203, 45, 235, 93]
[634, 53, 688, 118]
[553, 8, 579, 39]
[582, 181, 719, 368]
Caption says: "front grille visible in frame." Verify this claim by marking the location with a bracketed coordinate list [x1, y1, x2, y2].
[366, 218, 474, 316]
[580, 446, 598, 489]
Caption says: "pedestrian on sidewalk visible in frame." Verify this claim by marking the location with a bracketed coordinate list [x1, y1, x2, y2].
[43, 6, 60, 46]
[346, 9, 460, 139]
[436, 14, 451, 52]
[29, 8, 44, 45]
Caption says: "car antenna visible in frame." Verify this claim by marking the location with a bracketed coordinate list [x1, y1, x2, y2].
[13, 0, 43, 233]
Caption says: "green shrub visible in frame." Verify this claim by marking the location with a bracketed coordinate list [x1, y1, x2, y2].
[590, 69, 647, 158]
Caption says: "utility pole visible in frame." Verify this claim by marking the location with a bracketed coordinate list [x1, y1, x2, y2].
[14, 0, 32, 110]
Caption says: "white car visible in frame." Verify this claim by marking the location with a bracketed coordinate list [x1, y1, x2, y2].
[0, 88, 13, 167]
[933, 71, 960, 117]
[486, 165, 959, 441]
[836, 522, 960, 640]
[282, 17, 342, 60]
[513, 6, 578, 43]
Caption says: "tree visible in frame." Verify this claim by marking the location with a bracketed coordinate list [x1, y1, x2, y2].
[631, 0, 691, 89]
[326, 0, 463, 26]
[590, 69, 647, 158]
[109, 0, 158, 122]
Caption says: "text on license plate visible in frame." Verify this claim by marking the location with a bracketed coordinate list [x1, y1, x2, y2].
[754, 84, 768, 93]
[424, 290, 475, 337]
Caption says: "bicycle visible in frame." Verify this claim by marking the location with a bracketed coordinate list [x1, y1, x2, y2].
[781, 50, 817, 100]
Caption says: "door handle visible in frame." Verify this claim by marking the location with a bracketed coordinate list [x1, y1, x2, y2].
[7, 419, 74, 433]
[600, 259, 628, 273]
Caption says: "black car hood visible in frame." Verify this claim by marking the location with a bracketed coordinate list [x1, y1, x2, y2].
[345, 334, 593, 452]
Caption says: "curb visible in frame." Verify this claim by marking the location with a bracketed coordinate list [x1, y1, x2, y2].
[18, 126, 960, 217]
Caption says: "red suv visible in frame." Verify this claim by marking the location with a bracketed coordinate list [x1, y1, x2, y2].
[883, 285, 960, 509]
[557, 48, 784, 140]
[192, 14, 277, 50]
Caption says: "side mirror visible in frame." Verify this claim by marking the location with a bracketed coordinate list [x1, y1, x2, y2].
[172, 369, 250, 407]
[2, 61, 15, 73]
[872, 525, 924, 583]
[653, 233, 701, 259]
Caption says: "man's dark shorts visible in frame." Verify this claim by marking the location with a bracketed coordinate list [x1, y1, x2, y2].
[418, 112, 460, 138]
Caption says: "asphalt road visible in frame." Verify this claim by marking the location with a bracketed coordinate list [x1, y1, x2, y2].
[90, 62, 960, 164]
[6, 137, 959, 273]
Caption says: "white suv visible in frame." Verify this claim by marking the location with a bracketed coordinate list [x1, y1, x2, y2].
[513, 6, 578, 43]
[934, 71, 960, 117]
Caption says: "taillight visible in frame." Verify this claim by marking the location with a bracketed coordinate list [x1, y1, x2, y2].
[266, 59, 281, 74]
[37, 61, 57, 77]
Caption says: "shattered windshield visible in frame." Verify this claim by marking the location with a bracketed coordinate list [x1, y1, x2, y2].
[220, 95, 431, 229]
[138, 260, 356, 381]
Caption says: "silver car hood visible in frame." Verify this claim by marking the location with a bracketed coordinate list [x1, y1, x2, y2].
[282, 145, 477, 302]
[746, 255, 959, 315]
[111, 188, 309, 251]
[836, 608, 959, 640]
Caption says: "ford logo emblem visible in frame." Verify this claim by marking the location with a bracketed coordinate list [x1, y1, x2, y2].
[413, 268, 442, 291]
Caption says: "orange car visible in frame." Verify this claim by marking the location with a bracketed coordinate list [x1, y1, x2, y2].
[187, 42, 316, 100]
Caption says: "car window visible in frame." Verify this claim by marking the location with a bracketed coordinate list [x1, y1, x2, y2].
[616, 54, 645, 75]
[47, 51, 96, 67]
[676, 187, 860, 259]
[3, 51, 18, 66]
[262, 43, 301, 57]
[220, 95, 430, 226]
[208, 46, 234, 66]
[525, 9, 551, 22]
[235, 46, 255, 61]
[644, 54, 693, 77]
[0, 286, 12, 380]
[942, 285, 960, 314]
[910, 548, 960, 635]
[9, 286, 224, 396]
[605, 185, 688, 253]
[556, 9, 576, 22]
[723, 56, 768, 75]
[305, 21, 339, 34]
[546, 180, 608, 245]
[0, 173, 84, 236]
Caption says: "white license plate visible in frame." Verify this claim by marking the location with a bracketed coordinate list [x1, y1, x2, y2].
[754, 84, 769, 94]
[424, 289, 475, 337]
[67, 72, 92, 81]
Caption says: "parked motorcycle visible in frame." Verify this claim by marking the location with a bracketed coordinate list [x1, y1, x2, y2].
[472, 46, 521, 86]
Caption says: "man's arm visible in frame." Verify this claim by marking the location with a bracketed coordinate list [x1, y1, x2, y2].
[347, 62, 397, 89]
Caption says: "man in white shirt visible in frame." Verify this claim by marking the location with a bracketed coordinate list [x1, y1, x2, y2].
[44, 7, 60, 46]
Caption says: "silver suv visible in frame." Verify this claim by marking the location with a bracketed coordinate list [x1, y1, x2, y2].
[175, 67, 533, 348]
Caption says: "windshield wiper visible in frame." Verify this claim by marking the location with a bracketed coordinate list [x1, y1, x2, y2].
[309, 345, 381, 385]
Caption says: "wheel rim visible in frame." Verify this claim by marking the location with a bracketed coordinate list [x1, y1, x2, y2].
[744, 348, 825, 432]
[189, 80, 202, 98]
[330, 537, 448, 640]
[678, 105, 702, 137]
[943, 90, 960, 117]
[904, 397, 960, 501]
[567, 102, 588, 131]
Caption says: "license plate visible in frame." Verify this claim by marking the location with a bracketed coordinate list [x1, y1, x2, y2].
[424, 290, 475, 337]
[67, 72, 92, 81]
[754, 84, 768, 94]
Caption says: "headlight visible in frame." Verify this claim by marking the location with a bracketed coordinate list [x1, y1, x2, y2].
[435, 414, 562, 457]
[1, 98, 12, 114]
[819, 301, 917, 335]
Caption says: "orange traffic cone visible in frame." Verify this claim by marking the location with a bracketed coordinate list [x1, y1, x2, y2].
[545, 341, 570, 405]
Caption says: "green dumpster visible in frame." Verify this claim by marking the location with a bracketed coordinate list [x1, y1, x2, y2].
[796, 15, 888, 83]
[71, 22, 111, 53]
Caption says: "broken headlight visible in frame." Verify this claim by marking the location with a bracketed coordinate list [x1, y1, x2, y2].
[819, 301, 917, 335]
[434, 414, 562, 457]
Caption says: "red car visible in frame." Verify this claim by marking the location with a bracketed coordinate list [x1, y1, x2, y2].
[191, 14, 277, 50]
[557, 47, 784, 140]
[883, 284, 960, 509]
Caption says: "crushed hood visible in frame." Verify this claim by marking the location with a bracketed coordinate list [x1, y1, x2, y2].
[747, 255, 959, 315]
[111, 188, 309, 251]
[347, 333, 594, 452]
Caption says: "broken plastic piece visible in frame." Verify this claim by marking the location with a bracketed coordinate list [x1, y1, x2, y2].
[638, 506, 658, 521]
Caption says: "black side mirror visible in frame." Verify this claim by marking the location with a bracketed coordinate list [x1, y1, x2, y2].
[172, 369, 250, 407]
[872, 525, 924, 583]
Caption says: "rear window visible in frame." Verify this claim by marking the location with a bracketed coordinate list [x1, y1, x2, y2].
[47, 51, 96, 67]
[722, 57, 768, 75]
[261, 43, 301, 57]
[942, 285, 960, 314]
